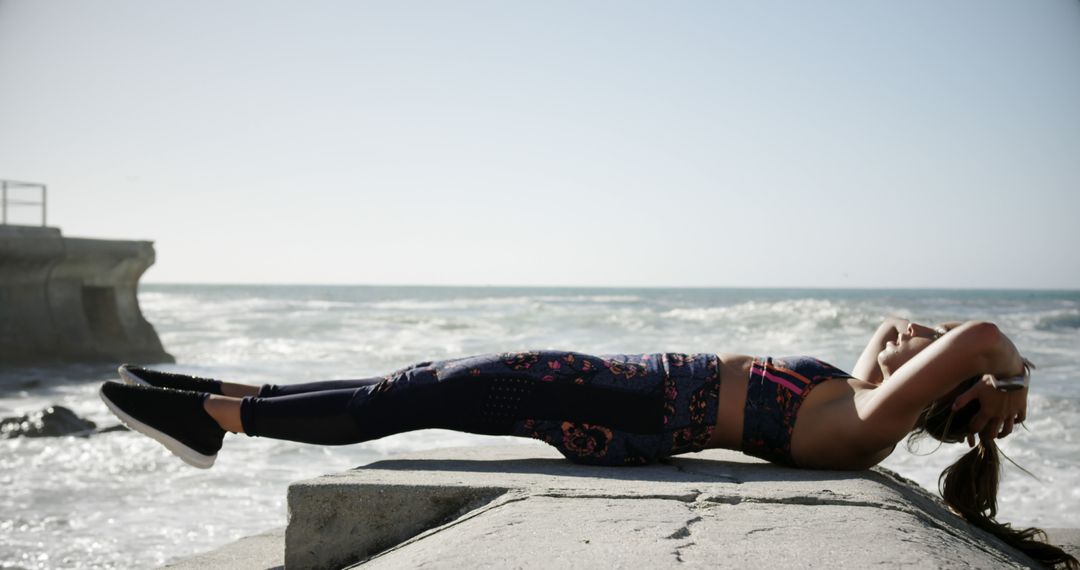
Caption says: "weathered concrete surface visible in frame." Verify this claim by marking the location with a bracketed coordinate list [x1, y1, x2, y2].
[162, 527, 283, 570]
[0, 225, 172, 365]
[1047, 528, 1080, 560]
[286, 445, 1042, 569]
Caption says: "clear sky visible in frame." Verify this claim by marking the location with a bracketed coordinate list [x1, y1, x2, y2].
[1, 1, 1077, 288]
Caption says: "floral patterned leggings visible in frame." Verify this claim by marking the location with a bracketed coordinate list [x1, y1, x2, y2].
[240, 351, 721, 466]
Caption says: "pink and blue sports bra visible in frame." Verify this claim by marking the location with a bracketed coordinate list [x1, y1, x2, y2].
[741, 356, 855, 466]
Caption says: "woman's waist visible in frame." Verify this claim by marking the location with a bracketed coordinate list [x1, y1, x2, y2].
[706, 354, 754, 449]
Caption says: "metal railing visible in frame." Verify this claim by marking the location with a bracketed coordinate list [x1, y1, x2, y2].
[1, 179, 47, 226]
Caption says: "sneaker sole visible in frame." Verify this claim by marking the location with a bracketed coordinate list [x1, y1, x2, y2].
[98, 386, 217, 469]
[118, 365, 150, 387]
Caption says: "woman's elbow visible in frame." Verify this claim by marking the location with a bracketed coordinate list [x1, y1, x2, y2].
[958, 320, 1003, 343]
[956, 320, 1010, 369]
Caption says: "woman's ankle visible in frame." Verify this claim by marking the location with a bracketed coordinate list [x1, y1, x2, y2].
[220, 382, 261, 398]
[204, 395, 245, 433]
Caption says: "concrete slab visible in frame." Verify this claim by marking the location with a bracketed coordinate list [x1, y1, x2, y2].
[359, 497, 1016, 569]
[286, 445, 1039, 569]
[161, 527, 283, 570]
[1046, 528, 1080, 560]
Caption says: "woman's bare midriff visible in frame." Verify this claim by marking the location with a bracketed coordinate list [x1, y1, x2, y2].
[706, 354, 754, 450]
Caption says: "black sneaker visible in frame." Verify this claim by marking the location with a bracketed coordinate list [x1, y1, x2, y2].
[99, 382, 225, 469]
[118, 364, 224, 395]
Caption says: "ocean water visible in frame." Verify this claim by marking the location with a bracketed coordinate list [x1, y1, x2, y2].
[2, 285, 1079, 568]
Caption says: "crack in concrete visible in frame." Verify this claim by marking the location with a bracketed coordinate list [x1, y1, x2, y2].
[668, 498, 707, 563]
[669, 541, 695, 561]
[745, 526, 777, 536]
[666, 516, 703, 540]
[700, 492, 913, 514]
[534, 491, 703, 503]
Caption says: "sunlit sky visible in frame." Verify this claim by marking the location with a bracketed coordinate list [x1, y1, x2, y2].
[1, 1, 1078, 288]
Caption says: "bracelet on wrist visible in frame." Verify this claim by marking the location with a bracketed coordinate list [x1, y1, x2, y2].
[993, 358, 1034, 392]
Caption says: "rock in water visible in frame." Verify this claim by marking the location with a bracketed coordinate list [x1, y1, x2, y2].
[0, 405, 98, 438]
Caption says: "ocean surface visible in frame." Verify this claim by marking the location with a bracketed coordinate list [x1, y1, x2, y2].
[2, 285, 1079, 568]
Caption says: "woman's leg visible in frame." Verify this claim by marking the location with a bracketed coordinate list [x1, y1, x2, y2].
[220, 352, 669, 455]
[235, 371, 442, 398]
[253, 360, 460, 398]
[254, 377, 382, 397]
[220, 383, 260, 398]
[204, 389, 373, 444]
[112, 352, 717, 468]
[196, 377, 386, 398]
[119, 365, 381, 398]
[229, 379, 506, 445]
[190, 376, 385, 398]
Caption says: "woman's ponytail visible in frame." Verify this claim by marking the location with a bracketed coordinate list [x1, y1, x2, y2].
[938, 439, 1078, 569]
[910, 384, 1078, 569]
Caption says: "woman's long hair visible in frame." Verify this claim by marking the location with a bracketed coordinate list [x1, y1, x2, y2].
[910, 380, 1078, 569]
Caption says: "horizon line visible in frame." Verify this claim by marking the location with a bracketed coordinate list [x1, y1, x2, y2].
[139, 281, 1080, 293]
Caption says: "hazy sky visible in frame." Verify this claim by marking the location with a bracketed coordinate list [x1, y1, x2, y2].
[1, 1, 1078, 288]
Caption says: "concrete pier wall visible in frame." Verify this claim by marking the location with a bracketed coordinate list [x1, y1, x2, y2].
[282, 445, 1039, 569]
[0, 225, 172, 365]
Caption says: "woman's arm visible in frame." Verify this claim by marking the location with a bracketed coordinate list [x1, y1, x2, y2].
[851, 318, 909, 383]
[852, 318, 948, 383]
[858, 321, 1025, 448]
